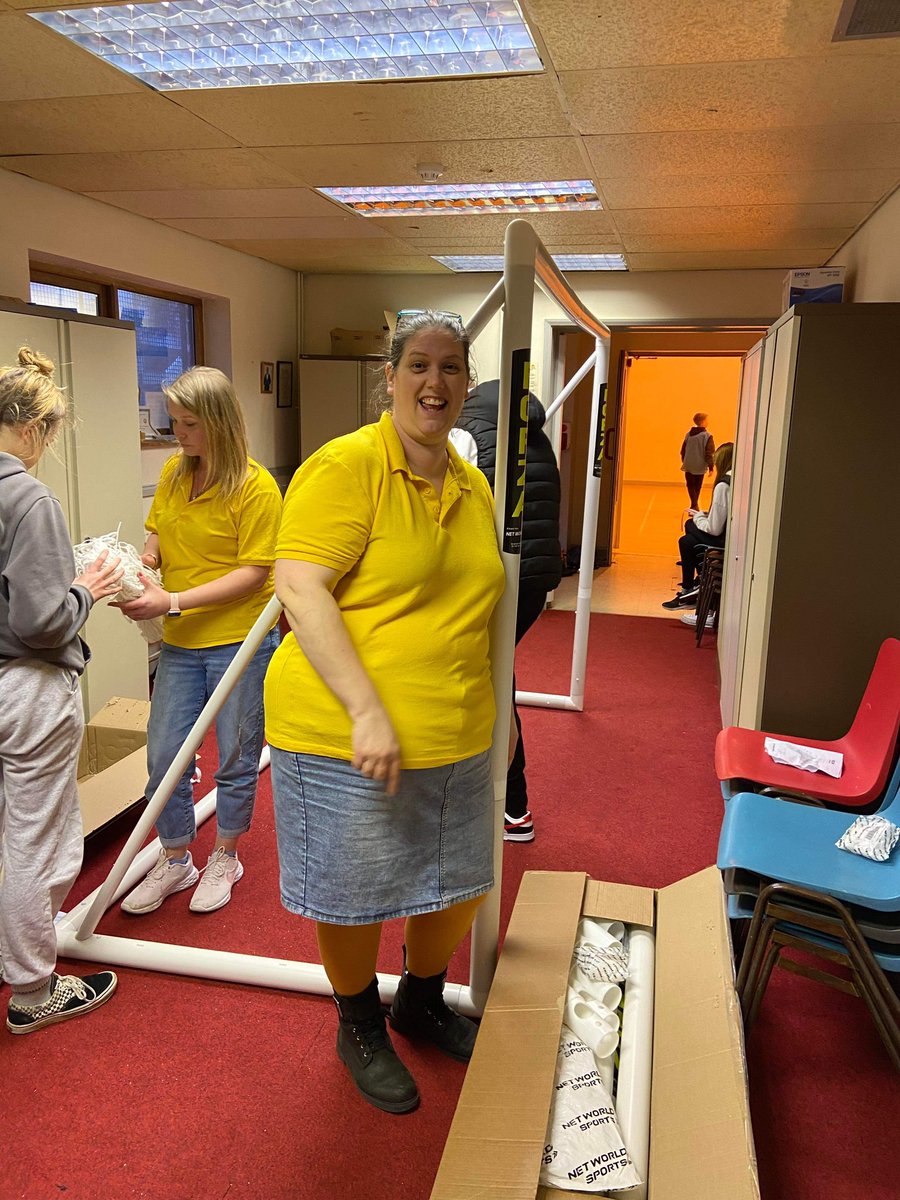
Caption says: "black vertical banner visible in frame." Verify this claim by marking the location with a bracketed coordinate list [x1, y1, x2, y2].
[503, 348, 530, 554]
[592, 383, 608, 479]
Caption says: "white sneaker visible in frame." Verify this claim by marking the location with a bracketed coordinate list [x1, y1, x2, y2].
[680, 611, 715, 629]
[120, 848, 199, 915]
[189, 847, 244, 913]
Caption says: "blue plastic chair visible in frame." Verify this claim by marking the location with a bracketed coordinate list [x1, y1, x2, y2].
[717, 754, 900, 914]
[717, 756, 900, 1066]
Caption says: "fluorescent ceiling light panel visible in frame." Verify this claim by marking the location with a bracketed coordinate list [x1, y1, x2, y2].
[318, 180, 601, 215]
[434, 253, 628, 271]
[30, 0, 542, 91]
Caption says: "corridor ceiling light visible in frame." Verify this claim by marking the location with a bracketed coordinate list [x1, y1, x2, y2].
[318, 180, 602, 215]
[30, 0, 542, 91]
[434, 252, 628, 271]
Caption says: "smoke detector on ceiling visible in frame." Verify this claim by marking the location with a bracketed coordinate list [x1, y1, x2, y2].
[416, 162, 445, 183]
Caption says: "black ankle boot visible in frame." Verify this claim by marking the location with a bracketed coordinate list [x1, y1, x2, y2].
[334, 979, 419, 1114]
[389, 956, 479, 1063]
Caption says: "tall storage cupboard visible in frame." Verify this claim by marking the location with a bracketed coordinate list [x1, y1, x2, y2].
[0, 300, 149, 718]
[719, 303, 900, 739]
[298, 355, 382, 462]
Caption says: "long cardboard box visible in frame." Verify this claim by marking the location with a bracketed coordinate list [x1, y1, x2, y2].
[431, 867, 759, 1200]
[77, 696, 150, 836]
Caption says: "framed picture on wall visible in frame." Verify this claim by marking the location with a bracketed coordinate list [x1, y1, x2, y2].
[276, 360, 293, 409]
[260, 361, 274, 394]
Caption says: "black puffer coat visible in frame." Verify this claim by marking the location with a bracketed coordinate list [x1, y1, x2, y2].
[455, 379, 563, 593]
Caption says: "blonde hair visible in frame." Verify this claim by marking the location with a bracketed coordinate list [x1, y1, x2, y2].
[0, 345, 68, 453]
[713, 441, 734, 486]
[163, 366, 250, 501]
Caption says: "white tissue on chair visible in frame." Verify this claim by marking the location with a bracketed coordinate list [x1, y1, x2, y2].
[764, 737, 843, 777]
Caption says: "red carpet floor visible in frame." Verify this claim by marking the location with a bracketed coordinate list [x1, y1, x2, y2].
[1, 612, 897, 1199]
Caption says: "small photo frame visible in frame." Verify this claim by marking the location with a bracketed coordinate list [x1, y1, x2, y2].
[276, 360, 294, 409]
[260, 361, 274, 394]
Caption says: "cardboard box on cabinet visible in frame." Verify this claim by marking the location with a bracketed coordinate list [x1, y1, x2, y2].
[782, 267, 846, 311]
[431, 867, 759, 1200]
[77, 696, 150, 837]
[329, 327, 387, 357]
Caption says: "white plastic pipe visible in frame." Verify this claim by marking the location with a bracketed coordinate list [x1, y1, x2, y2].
[514, 690, 580, 710]
[469, 218, 536, 1007]
[54, 929, 483, 1016]
[56, 789, 221, 935]
[466, 278, 504, 341]
[544, 347, 597, 422]
[614, 927, 656, 1200]
[76, 598, 282, 940]
[569, 338, 609, 712]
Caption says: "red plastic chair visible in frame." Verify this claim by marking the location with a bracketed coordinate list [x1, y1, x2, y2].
[716, 637, 900, 807]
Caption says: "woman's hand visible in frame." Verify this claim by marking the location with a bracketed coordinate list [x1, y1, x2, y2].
[114, 572, 170, 620]
[352, 705, 402, 796]
[74, 548, 124, 603]
[140, 551, 160, 570]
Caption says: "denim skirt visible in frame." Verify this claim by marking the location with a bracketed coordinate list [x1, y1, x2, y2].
[269, 748, 494, 924]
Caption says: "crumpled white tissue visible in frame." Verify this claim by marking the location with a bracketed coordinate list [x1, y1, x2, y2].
[764, 737, 843, 777]
[572, 919, 629, 985]
[540, 1032, 641, 1193]
[835, 815, 900, 863]
[73, 529, 163, 644]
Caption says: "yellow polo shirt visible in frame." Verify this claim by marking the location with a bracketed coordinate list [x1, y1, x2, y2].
[265, 413, 505, 768]
[148, 454, 281, 650]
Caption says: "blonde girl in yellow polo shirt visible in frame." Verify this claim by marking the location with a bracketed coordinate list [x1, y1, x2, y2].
[265, 311, 506, 1115]
[116, 367, 281, 917]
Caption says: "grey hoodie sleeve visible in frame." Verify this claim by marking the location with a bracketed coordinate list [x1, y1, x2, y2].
[5, 495, 93, 648]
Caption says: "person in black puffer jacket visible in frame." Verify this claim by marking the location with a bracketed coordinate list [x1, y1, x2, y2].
[451, 379, 563, 844]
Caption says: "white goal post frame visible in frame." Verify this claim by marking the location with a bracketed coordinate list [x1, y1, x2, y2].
[57, 219, 613, 1018]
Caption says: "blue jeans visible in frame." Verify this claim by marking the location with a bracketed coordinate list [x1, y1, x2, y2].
[148, 629, 279, 849]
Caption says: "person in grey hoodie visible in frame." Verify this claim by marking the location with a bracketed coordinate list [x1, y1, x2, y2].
[0, 345, 123, 1035]
[679, 412, 716, 509]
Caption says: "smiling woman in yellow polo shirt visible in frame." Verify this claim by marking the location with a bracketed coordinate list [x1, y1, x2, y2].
[116, 366, 281, 918]
[265, 311, 505, 1116]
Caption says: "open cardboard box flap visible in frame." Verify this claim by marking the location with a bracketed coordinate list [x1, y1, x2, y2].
[431, 867, 758, 1200]
[77, 697, 150, 836]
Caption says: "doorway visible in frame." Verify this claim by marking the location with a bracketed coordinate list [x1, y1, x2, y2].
[549, 323, 768, 620]
[615, 354, 742, 556]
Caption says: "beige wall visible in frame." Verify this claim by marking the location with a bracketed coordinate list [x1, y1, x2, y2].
[301, 267, 784, 405]
[829, 184, 900, 302]
[0, 167, 299, 475]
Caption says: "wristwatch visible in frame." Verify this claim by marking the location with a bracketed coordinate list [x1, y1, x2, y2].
[167, 592, 182, 617]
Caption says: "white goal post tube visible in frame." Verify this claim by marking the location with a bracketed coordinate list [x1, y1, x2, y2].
[615, 926, 656, 1200]
[468, 218, 536, 1006]
[75, 594, 283, 940]
[543, 346, 597, 423]
[569, 336, 609, 712]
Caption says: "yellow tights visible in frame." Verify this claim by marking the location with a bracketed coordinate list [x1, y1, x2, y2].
[317, 893, 488, 997]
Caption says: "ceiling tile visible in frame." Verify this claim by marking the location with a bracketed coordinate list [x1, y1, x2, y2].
[366, 211, 619, 244]
[612, 202, 874, 235]
[173, 75, 570, 147]
[83, 187, 339, 219]
[526, 0, 900, 71]
[560, 56, 900, 134]
[601, 170, 899, 209]
[0, 12, 142, 100]
[156, 215, 390, 241]
[0, 93, 238, 155]
[626, 248, 838, 270]
[622, 228, 853, 253]
[0, 148, 306, 192]
[256, 136, 587, 188]
[215, 238, 436, 273]
[585, 124, 900, 178]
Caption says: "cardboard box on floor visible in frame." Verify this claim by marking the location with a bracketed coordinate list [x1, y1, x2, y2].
[77, 697, 150, 837]
[431, 868, 759, 1200]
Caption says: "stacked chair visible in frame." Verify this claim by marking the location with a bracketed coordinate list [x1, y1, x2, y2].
[693, 546, 724, 646]
[715, 638, 900, 1067]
